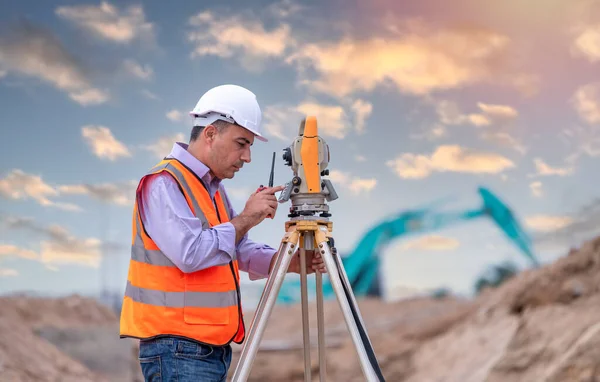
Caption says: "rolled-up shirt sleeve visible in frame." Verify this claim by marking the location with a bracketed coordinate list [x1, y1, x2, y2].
[235, 231, 277, 281]
[139, 173, 235, 273]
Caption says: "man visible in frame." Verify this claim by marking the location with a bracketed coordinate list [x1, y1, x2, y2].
[119, 84, 327, 381]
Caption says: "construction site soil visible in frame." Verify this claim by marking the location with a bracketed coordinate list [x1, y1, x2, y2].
[3, 235, 600, 381]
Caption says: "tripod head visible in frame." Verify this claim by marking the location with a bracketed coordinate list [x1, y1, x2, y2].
[278, 116, 338, 219]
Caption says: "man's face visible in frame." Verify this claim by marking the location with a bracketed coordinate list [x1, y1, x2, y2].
[208, 122, 254, 179]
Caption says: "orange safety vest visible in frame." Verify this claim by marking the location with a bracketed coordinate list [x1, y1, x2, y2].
[119, 157, 245, 346]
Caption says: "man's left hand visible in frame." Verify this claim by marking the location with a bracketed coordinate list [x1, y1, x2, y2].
[288, 249, 327, 274]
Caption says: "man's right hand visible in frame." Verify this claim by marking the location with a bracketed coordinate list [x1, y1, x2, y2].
[242, 185, 285, 225]
[230, 185, 285, 243]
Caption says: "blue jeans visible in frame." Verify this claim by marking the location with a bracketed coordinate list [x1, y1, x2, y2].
[138, 337, 232, 381]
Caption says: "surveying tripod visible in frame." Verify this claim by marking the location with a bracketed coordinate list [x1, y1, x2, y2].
[231, 116, 386, 381]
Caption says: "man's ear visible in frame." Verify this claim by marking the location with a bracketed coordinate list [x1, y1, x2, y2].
[203, 124, 217, 142]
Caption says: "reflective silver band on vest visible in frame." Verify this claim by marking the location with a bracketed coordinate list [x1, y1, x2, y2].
[132, 212, 237, 265]
[131, 243, 176, 267]
[149, 161, 209, 229]
[125, 280, 238, 308]
[132, 217, 176, 267]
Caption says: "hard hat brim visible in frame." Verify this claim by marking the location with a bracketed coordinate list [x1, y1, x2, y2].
[191, 112, 268, 142]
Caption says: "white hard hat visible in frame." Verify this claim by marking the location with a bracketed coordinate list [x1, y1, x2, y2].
[189, 84, 267, 142]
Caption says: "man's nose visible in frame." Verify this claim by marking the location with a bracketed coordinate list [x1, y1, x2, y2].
[241, 147, 251, 163]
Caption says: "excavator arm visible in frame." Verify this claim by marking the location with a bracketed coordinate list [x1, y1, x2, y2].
[277, 187, 538, 303]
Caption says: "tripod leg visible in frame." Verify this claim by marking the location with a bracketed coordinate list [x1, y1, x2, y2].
[300, 233, 311, 382]
[304, 230, 327, 381]
[316, 255, 326, 381]
[332, 241, 385, 380]
[314, 229, 385, 382]
[232, 229, 300, 382]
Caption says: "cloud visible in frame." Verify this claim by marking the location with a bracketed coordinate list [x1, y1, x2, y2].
[436, 101, 518, 127]
[476, 103, 519, 124]
[141, 89, 159, 100]
[525, 215, 574, 232]
[0, 169, 137, 210]
[142, 133, 186, 159]
[562, 126, 600, 164]
[401, 235, 460, 251]
[182, 10, 532, 100]
[534, 197, 600, 246]
[55, 2, 155, 46]
[328, 169, 377, 195]
[262, 104, 293, 141]
[123, 59, 153, 80]
[286, 23, 526, 98]
[187, 11, 293, 71]
[1, 215, 124, 268]
[0, 231, 101, 268]
[58, 180, 138, 207]
[351, 99, 373, 134]
[0, 244, 38, 260]
[81, 125, 131, 161]
[166, 110, 185, 122]
[0, 170, 80, 211]
[481, 131, 527, 154]
[38, 227, 102, 268]
[570, 1, 600, 66]
[531, 158, 574, 177]
[572, 24, 600, 62]
[386, 145, 515, 179]
[267, 0, 304, 19]
[530, 181, 543, 197]
[69, 88, 110, 105]
[572, 82, 600, 125]
[0, 22, 109, 106]
[295, 102, 348, 138]
[435, 100, 525, 153]
[263, 102, 350, 140]
[263, 99, 371, 141]
[0, 268, 18, 277]
[410, 124, 448, 141]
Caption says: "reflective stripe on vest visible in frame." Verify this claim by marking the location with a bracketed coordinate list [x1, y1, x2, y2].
[119, 158, 245, 346]
[124, 280, 238, 308]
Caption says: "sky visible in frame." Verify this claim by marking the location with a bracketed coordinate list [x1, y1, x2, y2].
[1, 0, 600, 303]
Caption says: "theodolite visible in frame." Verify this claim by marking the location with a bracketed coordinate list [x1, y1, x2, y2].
[232, 116, 386, 382]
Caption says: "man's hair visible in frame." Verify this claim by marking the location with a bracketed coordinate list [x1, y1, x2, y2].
[190, 120, 230, 142]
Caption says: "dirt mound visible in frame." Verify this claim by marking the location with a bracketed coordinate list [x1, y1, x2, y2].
[0, 293, 117, 330]
[229, 295, 476, 381]
[402, 235, 600, 382]
[475, 236, 600, 317]
[0, 294, 130, 382]
[228, 235, 600, 381]
[0, 315, 105, 382]
[5, 235, 600, 381]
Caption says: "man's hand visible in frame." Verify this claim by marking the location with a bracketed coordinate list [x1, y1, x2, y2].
[286, 248, 328, 274]
[243, 185, 285, 224]
[231, 185, 285, 242]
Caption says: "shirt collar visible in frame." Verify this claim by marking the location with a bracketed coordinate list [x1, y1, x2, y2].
[167, 142, 222, 195]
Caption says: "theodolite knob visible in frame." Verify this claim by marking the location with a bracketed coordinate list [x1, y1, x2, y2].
[282, 147, 292, 166]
